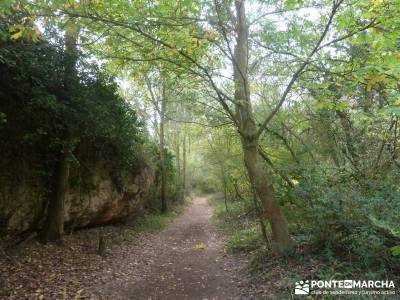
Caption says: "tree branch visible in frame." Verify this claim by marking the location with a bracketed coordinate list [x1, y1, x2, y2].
[256, 0, 344, 138]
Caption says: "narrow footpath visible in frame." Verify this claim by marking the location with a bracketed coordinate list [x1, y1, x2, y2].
[98, 196, 252, 300]
[128, 196, 250, 299]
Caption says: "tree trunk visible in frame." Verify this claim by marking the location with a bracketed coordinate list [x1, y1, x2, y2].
[182, 132, 187, 198]
[336, 109, 359, 167]
[242, 138, 292, 251]
[233, 0, 293, 252]
[176, 129, 181, 183]
[41, 150, 69, 242]
[221, 167, 228, 212]
[98, 233, 107, 257]
[175, 131, 182, 200]
[251, 183, 270, 247]
[160, 82, 167, 213]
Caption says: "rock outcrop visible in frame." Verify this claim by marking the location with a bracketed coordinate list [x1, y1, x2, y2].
[0, 160, 155, 235]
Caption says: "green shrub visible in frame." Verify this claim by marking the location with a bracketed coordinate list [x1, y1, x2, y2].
[289, 167, 400, 276]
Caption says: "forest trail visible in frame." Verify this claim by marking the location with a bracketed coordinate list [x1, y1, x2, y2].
[126, 196, 249, 300]
[105, 196, 250, 300]
[1, 196, 255, 300]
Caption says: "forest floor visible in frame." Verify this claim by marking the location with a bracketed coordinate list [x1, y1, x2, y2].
[0, 196, 262, 300]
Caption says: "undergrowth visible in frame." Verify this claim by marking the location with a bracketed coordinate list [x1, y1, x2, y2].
[210, 195, 263, 253]
[209, 191, 400, 299]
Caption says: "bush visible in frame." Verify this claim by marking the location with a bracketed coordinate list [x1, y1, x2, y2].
[289, 167, 400, 276]
[0, 22, 146, 195]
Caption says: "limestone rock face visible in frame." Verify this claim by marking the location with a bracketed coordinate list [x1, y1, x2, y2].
[65, 162, 155, 228]
[0, 161, 155, 235]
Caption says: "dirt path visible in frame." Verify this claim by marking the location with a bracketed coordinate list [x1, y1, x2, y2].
[1, 197, 254, 299]
[125, 196, 248, 300]
[104, 196, 247, 300]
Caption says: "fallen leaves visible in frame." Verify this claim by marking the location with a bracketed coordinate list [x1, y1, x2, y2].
[195, 243, 206, 250]
[0, 225, 151, 299]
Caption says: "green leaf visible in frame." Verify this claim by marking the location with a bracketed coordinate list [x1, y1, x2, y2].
[390, 245, 400, 256]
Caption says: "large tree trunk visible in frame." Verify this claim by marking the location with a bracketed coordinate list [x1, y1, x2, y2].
[233, 0, 293, 252]
[160, 81, 167, 213]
